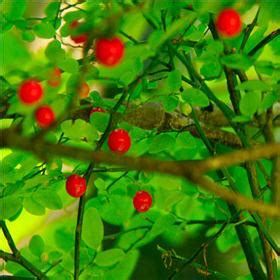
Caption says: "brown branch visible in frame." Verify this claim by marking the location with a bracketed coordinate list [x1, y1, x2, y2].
[1, 128, 280, 218]
[197, 143, 280, 172]
[248, 28, 280, 57]
[0, 222, 47, 280]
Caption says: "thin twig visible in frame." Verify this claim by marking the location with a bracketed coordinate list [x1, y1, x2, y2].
[248, 28, 280, 56]
[0, 223, 47, 280]
[168, 222, 228, 279]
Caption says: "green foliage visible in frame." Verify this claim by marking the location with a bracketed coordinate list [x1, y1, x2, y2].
[94, 248, 125, 267]
[82, 207, 104, 249]
[182, 88, 209, 107]
[34, 21, 56, 38]
[220, 54, 253, 70]
[0, 1, 279, 279]
[45, 40, 66, 63]
[29, 235, 45, 257]
[240, 91, 261, 116]
[167, 70, 182, 92]
[0, 31, 31, 74]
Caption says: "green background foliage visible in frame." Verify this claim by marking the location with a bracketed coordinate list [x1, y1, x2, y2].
[0, 0, 279, 279]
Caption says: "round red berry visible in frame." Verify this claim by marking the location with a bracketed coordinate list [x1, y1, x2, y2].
[79, 82, 90, 98]
[133, 191, 152, 212]
[18, 79, 43, 105]
[90, 107, 106, 115]
[108, 128, 131, 154]
[95, 37, 125, 67]
[35, 105, 55, 128]
[70, 20, 88, 44]
[47, 67, 61, 87]
[215, 8, 242, 37]
[66, 174, 87, 198]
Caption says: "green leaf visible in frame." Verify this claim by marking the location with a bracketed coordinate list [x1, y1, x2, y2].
[119, 70, 136, 86]
[176, 131, 196, 148]
[23, 197, 45, 215]
[34, 21, 55, 38]
[240, 91, 262, 116]
[21, 30, 35, 42]
[6, 0, 26, 20]
[54, 228, 74, 251]
[61, 119, 99, 142]
[34, 190, 62, 210]
[63, 11, 85, 22]
[58, 58, 79, 73]
[0, 196, 22, 220]
[167, 70, 182, 92]
[135, 214, 176, 248]
[90, 112, 110, 133]
[100, 195, 134, 226]
[0, 18, 13, 33]
[148, 214, 176, 238]
[220, 54, 252, 70]
[45, 1, 61, 19]
[0, 31, 31, 74]
[45, 40, 65, 63]
[13, 19, 27, 30]
[82, 207, 104, 249]
[182, 88, 209, 107]
[94, 249, 125, 267]
[29, 235, 45, 257]
[237, 80, 271, 91]
[149, 134, 176, 154]
[270, 36, 280, 56]
[104, 250, 139, 280]
[259, 91, 279, 112]
[216, 226, 239, 253]
[175, 195, 205, 220]
[232, 115, 251, 123]
[200, 60, 222, 80]
[163, 95, 179, 112]
[260, 0, 280, 23]
[255, 61, 278, 76]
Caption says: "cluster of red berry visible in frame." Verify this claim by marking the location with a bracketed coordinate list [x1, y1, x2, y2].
[17, 8, 242, 212]
[70, 20, 125, 67]
[65, 174, 152, 212]
[18, 79, 55, 128]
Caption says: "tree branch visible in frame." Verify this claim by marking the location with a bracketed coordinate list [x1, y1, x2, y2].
[0, 223, 47, 280]
[248, 28, 280, 57]
[1, 128, 280, 218]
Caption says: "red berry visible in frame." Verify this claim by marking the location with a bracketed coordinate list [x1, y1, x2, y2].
[70, 20, 88, 44]
[133, 191, 152, 212]
[215, 8, 242, 37]
[18, 79, 43, 105]
[79, 82, 90, 98]
[108, 128, 131, 154]
[90, 107, 106, 115]
[47, 67, 61, 87]
[35, 105, 55, 128]
[66, 174, 87, 198]
[95, 37, 125, 67]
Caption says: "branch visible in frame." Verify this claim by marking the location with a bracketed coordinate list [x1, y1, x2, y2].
[239, 8, 260, 51]
[1, 128, 280, 218]
[248, 28, 280, 57]
[168, 222, 228, 279]
[198, 143, 280, 172]
[0, 223, 47, 280]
